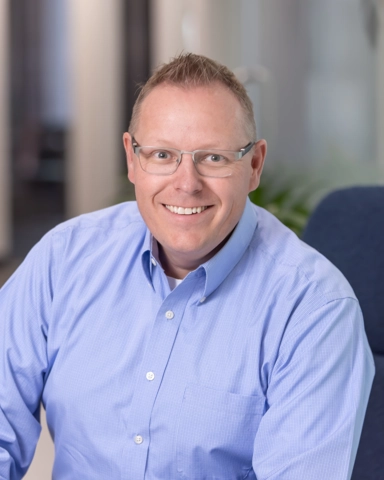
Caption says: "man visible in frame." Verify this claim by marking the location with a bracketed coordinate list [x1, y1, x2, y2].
[0, 53, 374, 479]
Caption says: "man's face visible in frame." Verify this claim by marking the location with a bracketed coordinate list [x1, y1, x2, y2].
[123, 83, 266, 277]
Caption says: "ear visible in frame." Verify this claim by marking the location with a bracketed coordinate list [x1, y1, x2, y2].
[123, 132, 136, 184]
[248, 139, 267, 193]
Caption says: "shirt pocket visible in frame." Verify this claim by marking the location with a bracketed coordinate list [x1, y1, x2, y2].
[176, 384, 264, 480]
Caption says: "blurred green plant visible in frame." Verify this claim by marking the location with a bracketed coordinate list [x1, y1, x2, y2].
[249, 167, 321, 237]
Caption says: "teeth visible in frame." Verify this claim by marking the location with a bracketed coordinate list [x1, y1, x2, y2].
[166, 205, 208, 215]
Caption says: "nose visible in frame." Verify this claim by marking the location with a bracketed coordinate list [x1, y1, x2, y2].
[172, 152, 203, 194]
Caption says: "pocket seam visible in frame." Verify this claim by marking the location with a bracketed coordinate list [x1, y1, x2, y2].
[182, 383, 264, 416]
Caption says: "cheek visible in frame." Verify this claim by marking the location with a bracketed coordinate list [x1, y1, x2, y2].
[134, 189, 156, 227]
[239, 166, 257, 195]
[133, 174, 166, 208]
[223, 170, 252, 204]
[226, 177, 252, 219]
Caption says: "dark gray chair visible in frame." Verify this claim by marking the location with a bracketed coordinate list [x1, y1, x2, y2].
[302, 186, 384, 480]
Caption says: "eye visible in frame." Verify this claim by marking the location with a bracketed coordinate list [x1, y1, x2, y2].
[201, 152, 229, 164]
[143, 148, 178, 163]
[207, 154, 223, 162]
[153, 150, 172, 160]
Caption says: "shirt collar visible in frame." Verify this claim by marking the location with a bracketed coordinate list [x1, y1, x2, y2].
[141, 227, 156, 286]
[200, 197, 258, 298]
[141, 198, 258, 296]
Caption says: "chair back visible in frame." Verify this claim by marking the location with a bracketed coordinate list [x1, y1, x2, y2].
[302, 186, 384, 479]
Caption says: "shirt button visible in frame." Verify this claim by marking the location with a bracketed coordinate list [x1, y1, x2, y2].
[151, 258, 157, 266]
[134, 435, 143, 445]
[165, 310, 174, 319]
[146, 371, 155, 381]
[200, 297, 206, 303]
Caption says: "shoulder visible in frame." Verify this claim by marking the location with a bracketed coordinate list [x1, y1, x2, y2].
[22, 202, 147, 275]
[45, 201, 145, 246]
[49, 201, 144, 235]
[249, 204, 357, 305]
[243, 205, 365, 368]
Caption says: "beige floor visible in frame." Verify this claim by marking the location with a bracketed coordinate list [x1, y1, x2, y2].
[24, 411, 54, 479]
[1, 262, 55, 479]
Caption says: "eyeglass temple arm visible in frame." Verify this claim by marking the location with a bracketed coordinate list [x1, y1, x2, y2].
[131, 136, 139, 153]
[239, 141, 256, 158]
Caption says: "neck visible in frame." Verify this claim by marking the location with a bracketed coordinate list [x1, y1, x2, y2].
[158, 246, 199, 279]
[157, 233, 233, 279]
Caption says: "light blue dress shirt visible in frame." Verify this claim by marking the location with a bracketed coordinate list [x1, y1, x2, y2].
[0, 199, 374, 480]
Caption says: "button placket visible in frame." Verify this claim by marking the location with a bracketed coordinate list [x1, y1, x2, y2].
[122, 274, 207, 478]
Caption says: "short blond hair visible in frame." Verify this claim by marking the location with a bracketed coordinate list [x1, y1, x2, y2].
[129, 53, 257, 140]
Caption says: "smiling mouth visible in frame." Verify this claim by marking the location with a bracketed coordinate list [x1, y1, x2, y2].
[165, 205, 209, 215]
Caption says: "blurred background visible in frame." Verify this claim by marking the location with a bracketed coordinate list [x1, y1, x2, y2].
[0, 0, 383, 477]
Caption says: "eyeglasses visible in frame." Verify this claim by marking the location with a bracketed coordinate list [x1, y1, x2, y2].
[131, 137, 255, 178]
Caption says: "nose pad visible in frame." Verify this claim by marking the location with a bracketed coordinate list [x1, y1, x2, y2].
[173, 152, 203, 192]
[177, 152, 198, 173]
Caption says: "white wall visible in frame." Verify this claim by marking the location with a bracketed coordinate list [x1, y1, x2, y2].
[151, 0, 242, 69]
[0, 0, 11, 260]
[66, 0, 123, 218]
[306, 0, 376, 166]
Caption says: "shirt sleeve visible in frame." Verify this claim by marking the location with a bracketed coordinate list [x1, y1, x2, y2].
[0, 233, 59, 480]
[252, 297, 375, 480]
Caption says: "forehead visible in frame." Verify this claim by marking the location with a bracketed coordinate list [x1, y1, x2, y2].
[135, 83, 248, 146]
